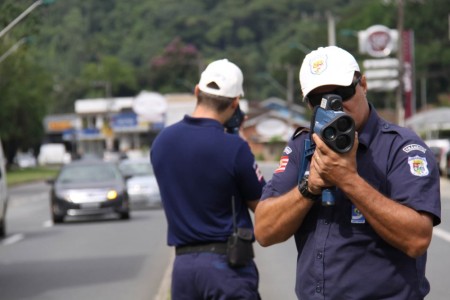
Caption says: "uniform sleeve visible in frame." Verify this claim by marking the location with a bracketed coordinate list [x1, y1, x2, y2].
[234, 142, 266, 201]
[387, 136, 441, 225]
[261, 133, 308, 200]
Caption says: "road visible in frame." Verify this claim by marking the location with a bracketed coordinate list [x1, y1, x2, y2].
[0, 181, 170, 300]
[0, 163, 449, 300]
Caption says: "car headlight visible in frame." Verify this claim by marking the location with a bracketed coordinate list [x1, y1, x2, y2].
[107, 190, 118, 200]
[55, 190, 84, 202]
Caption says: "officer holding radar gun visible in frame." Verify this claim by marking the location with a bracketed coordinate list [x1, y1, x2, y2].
[254, 46, 441, 300]
[151, 59, 265, 300]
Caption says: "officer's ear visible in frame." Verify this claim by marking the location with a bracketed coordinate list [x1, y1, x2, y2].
[194, 85, 200, 96]
[230, 97, 239, 110]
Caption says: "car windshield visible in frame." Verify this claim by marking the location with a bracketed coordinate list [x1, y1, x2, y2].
[58, 164, 122, 183]
[119, 162, 154, 177]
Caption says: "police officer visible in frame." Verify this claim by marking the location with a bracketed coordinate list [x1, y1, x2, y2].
[151, 59, 265, 299]
[254, 46, 441, 299]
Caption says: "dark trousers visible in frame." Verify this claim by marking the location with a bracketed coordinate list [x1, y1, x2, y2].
[171, 252, 260, 300]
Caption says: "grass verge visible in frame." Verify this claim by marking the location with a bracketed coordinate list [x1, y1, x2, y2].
[6, 166, 60, 187]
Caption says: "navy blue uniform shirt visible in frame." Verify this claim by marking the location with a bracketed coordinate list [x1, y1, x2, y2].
[262, 104, 441, 300]
[151, 115, 265, 247]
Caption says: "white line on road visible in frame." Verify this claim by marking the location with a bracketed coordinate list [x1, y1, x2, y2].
[43, 220, 53, 228]
[154, 250, 174, 300]
[433, 227, 450, 243]
[1, 233, 24, 245]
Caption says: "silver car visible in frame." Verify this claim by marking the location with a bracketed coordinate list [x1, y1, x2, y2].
[48, 159, 130, 223]
[118, 158, 161, 209]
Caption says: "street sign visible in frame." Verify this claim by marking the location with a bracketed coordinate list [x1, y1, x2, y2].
[365, 69, 399, 80]
[363, 58, 399, 69]
[363, 58, 400, 92]
[358, 25, 398, 57]
[366, 79, 399, 91]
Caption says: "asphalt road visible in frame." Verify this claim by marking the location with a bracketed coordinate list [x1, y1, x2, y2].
[1, 181, 170, 300]
[1, 163, 449, 300]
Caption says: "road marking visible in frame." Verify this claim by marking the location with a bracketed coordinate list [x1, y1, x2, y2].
[154, 250, 174, 300]
[43, 220, 53, 228]
[1, 233, 25, 245]
[433, 227, 450, 242]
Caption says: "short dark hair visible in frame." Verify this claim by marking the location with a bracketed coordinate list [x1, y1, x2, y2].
[197, 87, 235, 113]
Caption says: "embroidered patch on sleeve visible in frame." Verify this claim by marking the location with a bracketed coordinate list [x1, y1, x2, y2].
[274, 156, 289, 173]
[283, 146, 292, 155]
[408, 156, 429, 176]
[403, 144, 426, 153]
[253, 162, 264, 181]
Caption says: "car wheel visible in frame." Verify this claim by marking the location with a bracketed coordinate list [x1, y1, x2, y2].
[0, 217, 5, 238]
[52, 213, 64, 224]
[119, 211, 130, 220]
[51, 203, 65, 224]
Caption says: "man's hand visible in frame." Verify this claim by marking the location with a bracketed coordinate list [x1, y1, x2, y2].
[309, 132, 359, 189]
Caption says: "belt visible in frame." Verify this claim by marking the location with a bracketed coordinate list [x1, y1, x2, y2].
[175, 242, 228, 255]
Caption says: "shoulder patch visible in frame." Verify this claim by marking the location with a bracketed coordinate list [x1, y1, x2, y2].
[253, 162, 264, 182]
[408, 156, 429, 177]
[403, 144, 426, 153]
[283, 146, 292, 155]
[274, 156, 289, 173]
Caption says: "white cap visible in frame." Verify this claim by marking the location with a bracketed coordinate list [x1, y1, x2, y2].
[299, 46, 360, 100]
[198, 59, 244, 98]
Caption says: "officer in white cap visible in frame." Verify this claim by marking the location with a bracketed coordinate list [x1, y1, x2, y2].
[255, 46, 440, 300]
[152, 59, 265, 299]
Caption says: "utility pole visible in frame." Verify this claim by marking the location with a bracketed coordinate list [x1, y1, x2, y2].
[286, 64, 295, 127]
[327, 11, 336, 46]
[396, 0, 405, 126]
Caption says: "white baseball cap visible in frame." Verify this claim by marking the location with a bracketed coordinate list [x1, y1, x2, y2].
[299, 46, 360, 100]
[198, 59, 244, 98]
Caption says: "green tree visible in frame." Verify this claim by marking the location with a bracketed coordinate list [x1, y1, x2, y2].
[81, 55, 138, 98]
[149, 37, 200, 94]
[0, 48, 53, 165]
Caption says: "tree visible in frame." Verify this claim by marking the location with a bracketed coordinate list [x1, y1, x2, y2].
[0, 48, 53, 166]
[149, 37, 201, 94]
[81, 55, 138, 98]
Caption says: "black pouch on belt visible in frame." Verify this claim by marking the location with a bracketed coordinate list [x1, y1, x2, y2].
[227, 227, 254, 268]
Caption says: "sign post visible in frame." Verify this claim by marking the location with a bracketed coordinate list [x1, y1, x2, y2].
[358, 22, 415, 125]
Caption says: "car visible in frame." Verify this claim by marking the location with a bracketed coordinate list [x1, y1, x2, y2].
[38, 143, 71, 166]
[118, 158, 161, 209]
[424, 139, 450, 177]
[13, 151, 37, 169]
[48, 159, 130, 223]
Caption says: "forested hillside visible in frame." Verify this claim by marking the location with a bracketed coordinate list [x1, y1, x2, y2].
[0, 0, 449, 160]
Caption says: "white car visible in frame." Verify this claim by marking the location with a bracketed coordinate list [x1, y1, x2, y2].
[38, 143, 71, 166]
[118, 158, 161, 209]
[424, 139, 450, 177]
[14, 152, 37, 169]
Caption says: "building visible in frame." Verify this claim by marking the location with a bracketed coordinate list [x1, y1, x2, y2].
[243, 97, 309, 161]
[41, 92, 311, 162]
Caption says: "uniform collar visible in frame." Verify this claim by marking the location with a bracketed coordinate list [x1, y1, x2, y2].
[183, 114, 224, 129]
[357, 103, 381, 149]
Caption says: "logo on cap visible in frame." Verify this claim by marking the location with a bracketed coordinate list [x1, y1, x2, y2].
[309, 54, 328, 75]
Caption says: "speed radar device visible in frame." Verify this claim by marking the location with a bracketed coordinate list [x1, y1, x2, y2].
[300, 94, 356, 206]
[312, 94, 355, 154]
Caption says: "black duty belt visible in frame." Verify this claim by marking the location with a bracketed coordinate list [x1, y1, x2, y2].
[175, 242, 228, 255]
